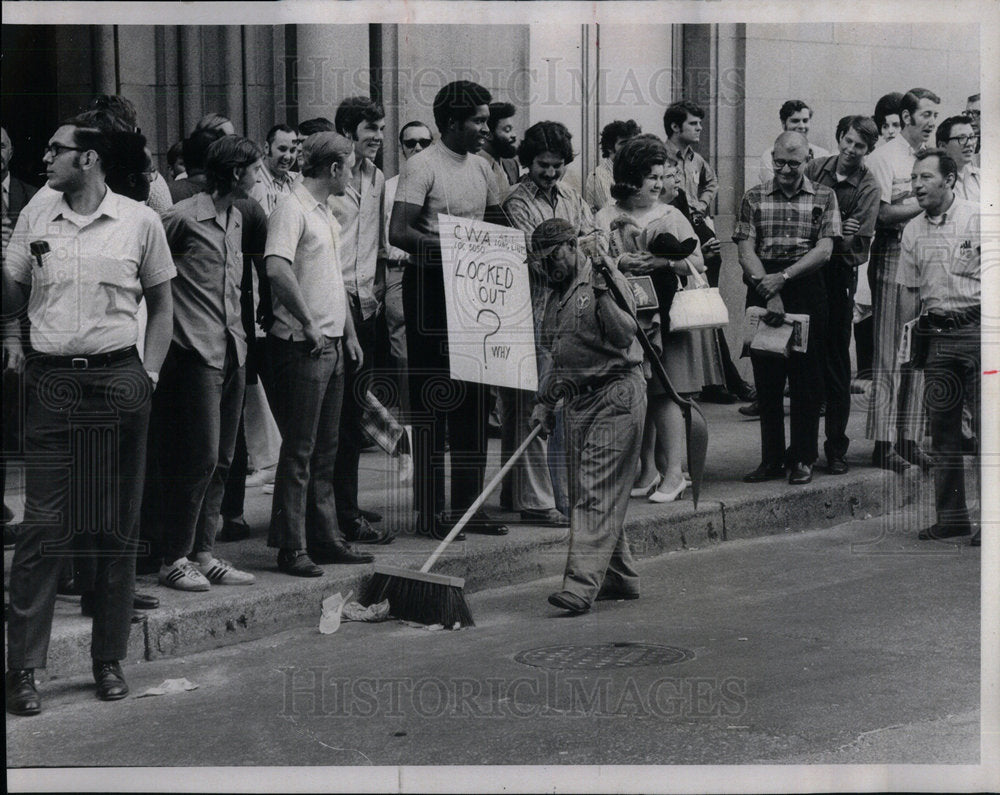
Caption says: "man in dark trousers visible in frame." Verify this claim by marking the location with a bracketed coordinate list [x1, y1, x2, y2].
[735, 131, 841, 486]
[804, 115, 881, 474]
[529, 218, 645, 614]
[3, 115, 174, 714]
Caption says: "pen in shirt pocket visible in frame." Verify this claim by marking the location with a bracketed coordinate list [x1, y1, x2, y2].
[30, 240, 51, 268]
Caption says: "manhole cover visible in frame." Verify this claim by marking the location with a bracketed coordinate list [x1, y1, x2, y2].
[514, 642, 694, 670]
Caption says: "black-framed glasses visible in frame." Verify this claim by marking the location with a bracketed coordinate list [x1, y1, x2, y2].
[948, 134, 976, 145]
[44, 143, 85, 158]
[965, 109, 981, 118]
[772, 159, 803, 171]
[402, 138, 432, 149]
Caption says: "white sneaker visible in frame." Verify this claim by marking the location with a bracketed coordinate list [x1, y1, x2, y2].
[195, 557, 256, 586]
[245, 466, 276, 488]
[159, 559, 211, 591]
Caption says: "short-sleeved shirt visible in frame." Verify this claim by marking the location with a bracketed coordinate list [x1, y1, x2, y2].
[758, 143, 830, 185]
[584, 158, 614, 212]
[539, 259, 643, 401]
[955, 164, 980, 204]
[804, 155, 880, 269]
[250, 164, 298, 217]
[6, 188, 175, 355]
[161, 192, 247, 369]
[382, 175, 409, 263]
[865, 133, 921, 228]
[264, 181, 347, 340]
[895, 196, 979, 314]
[502, 179, 601, 282]
[394, 142, 499, 238]
[664, 140, 719, 216]
[733, 176, 842, 263]
[329, 157, 385, 320]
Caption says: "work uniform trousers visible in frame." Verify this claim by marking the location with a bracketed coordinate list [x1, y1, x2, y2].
[865, 232, 925, 443]
[333, 295, 378, 524]
[747, 264, 828, 467]
[823, 263, 858, 462]
[923, 325, 980, 530]
[266, 334, 346, 551]
[7, 352, 150, 669]
[561, 369, 645, 603]
[146, 342, 245, 564]
[403, 261, 489, 528]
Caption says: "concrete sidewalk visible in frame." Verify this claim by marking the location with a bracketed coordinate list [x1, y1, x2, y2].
[5, 396, 962, 678]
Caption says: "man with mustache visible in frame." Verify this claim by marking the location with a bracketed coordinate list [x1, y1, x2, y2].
[250, 123, 299, 216]
[864, 87, 940, 474]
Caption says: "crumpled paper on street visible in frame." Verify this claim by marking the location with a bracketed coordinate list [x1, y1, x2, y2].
[342, 599, 391, 623]
[137, 678, 199, 698]
[319, 591, 350, 634]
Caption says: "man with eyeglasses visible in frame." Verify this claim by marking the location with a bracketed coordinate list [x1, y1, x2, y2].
[864, 87, 940, 474]
[3, 116, 175, 714]
[382, 121, 433, 429]
[936, 116, 979, 203]
[735, 131, 841, 487]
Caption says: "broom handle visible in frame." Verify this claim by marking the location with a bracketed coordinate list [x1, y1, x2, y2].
[420, 424, 544, 573]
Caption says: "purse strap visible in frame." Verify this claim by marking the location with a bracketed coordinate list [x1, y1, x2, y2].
[683, 257, 710, 289]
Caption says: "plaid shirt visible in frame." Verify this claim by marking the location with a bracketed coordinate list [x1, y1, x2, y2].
[733, 176, 841, 263]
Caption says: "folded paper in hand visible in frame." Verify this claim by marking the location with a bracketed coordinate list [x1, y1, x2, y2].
[744, 307, 810, 358]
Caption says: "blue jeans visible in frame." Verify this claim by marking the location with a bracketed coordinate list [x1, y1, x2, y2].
[266, 335, 345, 551]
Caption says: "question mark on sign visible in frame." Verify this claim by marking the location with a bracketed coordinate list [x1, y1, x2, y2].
[476, 308, 501, 368]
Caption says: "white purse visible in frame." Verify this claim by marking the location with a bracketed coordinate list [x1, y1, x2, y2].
[667, 260, 729, 332]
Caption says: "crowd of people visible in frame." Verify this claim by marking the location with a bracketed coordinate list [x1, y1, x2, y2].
[1, 79, 982, 713]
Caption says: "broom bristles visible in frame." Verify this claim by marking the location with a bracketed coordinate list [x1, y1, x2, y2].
[361, 569, 474, 628]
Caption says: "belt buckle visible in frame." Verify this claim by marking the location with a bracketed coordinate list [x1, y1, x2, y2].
[71, 357, 89, 369]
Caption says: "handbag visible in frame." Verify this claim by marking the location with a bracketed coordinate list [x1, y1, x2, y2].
[667, 260, 729, 332]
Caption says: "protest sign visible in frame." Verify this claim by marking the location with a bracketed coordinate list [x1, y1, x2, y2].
[438, 214, 538, 391]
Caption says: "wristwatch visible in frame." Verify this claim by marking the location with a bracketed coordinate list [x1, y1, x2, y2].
[780, 270, 790, 282]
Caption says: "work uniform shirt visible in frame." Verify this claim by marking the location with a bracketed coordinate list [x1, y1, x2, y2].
[539, 259, 643, 401]
[759, 143, 830, 185]
[664, 139, 718, 215]
[6, 188, 175, 355]
[395, 142, 499, 237]
[732, 176, 842, 263]
[264, 181, 347, 340]
[895, 196, 980, 314]
[583, 158, 614, 212]
[329, 157, 385, 320]
[161, 192, 247, 368]
[250, 163, 298, 217]
[865, 133, 921, 231]
[804, 155, 880, 269]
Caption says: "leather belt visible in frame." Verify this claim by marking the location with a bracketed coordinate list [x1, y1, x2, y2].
[576, 367, 639, 396]
[920, 308, 980, 331]
[31, 346, 138, 369]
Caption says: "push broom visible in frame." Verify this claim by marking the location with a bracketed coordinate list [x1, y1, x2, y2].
[361, 424, 544, 628]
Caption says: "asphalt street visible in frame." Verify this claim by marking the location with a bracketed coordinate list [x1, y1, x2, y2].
[6, 505, 984, 777]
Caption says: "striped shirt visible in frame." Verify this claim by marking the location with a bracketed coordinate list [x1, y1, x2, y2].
[733, 177, 841, 262]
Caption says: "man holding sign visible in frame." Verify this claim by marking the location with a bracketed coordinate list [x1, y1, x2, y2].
[389, 80, 510, 540]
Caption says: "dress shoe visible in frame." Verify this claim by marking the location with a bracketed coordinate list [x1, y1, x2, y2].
[341, 515, 394, 545]
[917, 523, 972, 541]
[6, 668, 41, 716]
[743, 462, 785, 483]
[416, 513, 466, 542]
[218, 517, 252, 542]
[788, 462, 812, 485]
[459, 510, 509, 536]
[649, 476, 686, 503]
[872, 444, 911, 473]
[547, 591, 591, 614]
[277, 549, 324, 577]
[3, 522, 18, 549]
[896, 440, 933, 473]
[699, 385, 738, 404]
[595, 583, 640, 601]
[738, 400, 760, 417]
[93, 660, 129, 701]
[518, 508, 570, 527]
[961, 435, 978, 455]
[630, 474, 662, 498]
[358, 508, 383, 523]
[735, 381, 757, 402]
[826, 457, 849, 475]
[970, 530, 981, 547]
[57, 577, 79, 596]
[308, 542, 375, 565]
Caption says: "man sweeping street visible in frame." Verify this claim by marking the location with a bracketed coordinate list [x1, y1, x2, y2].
[529, 218, 646, 614]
